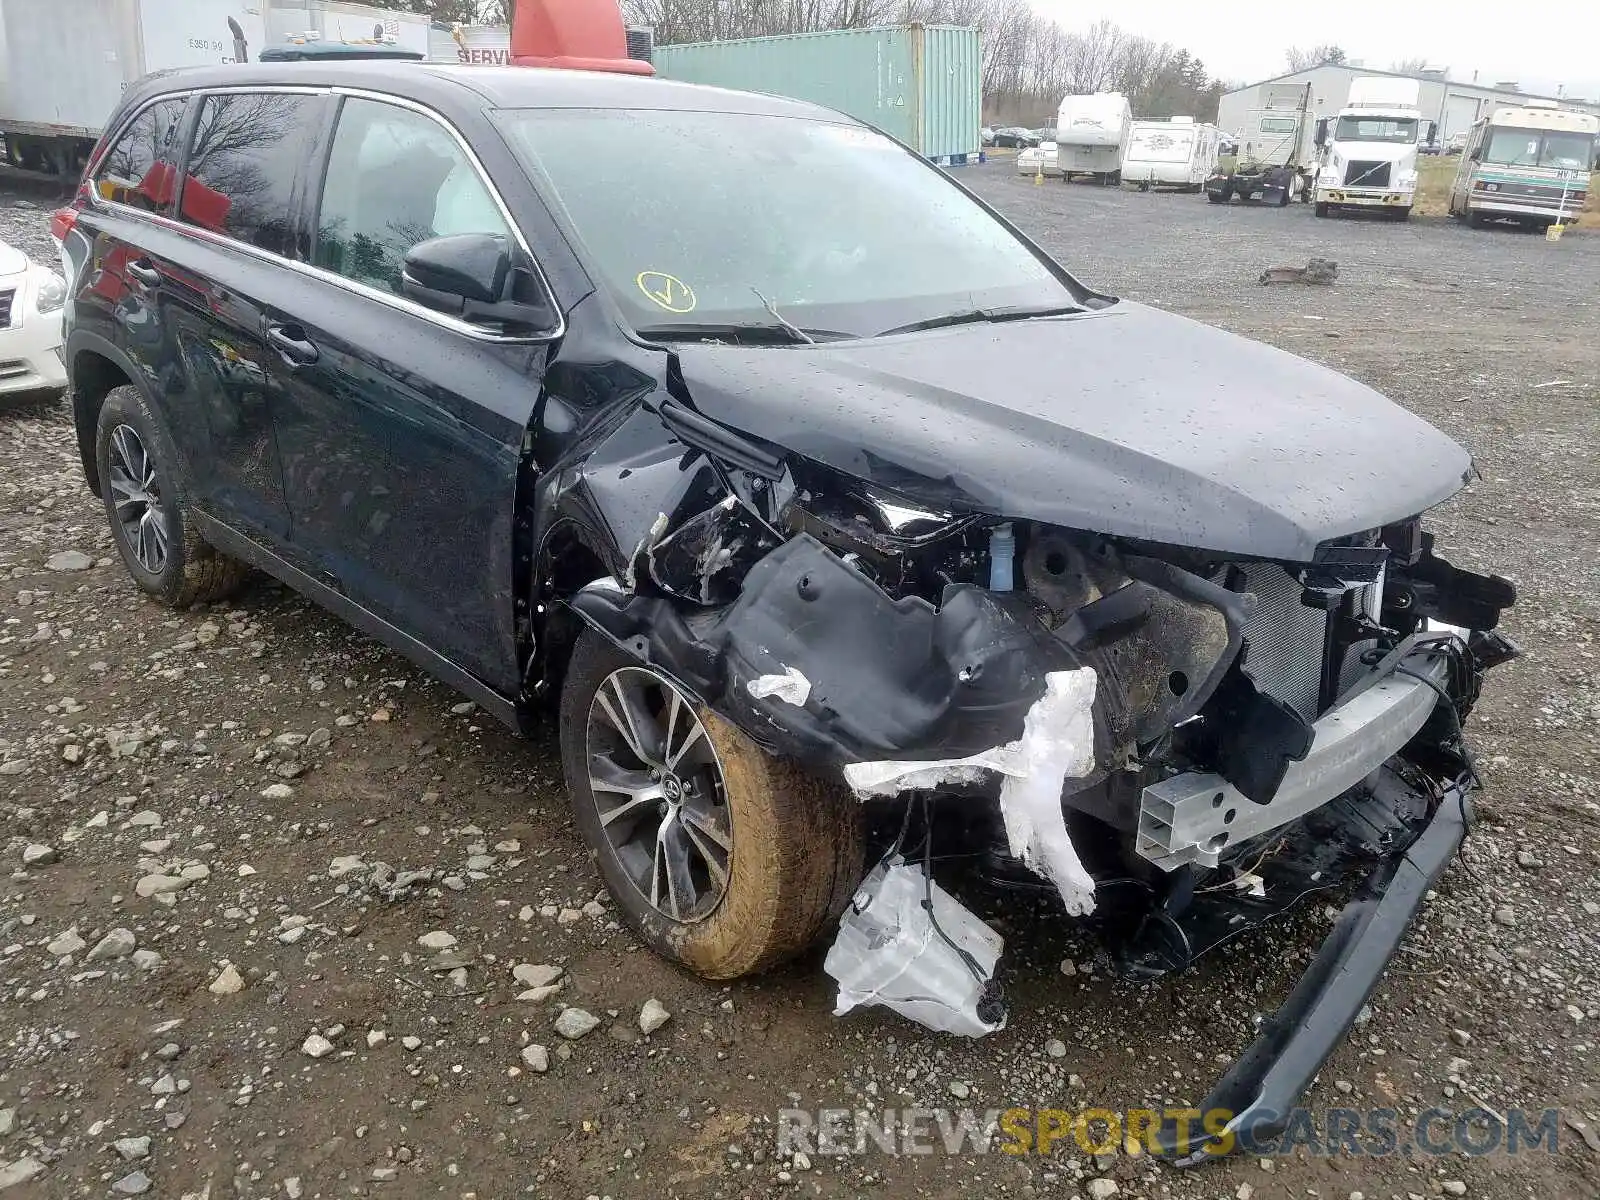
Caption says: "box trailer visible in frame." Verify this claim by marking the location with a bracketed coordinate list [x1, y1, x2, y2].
[0, 0, 267, 173]
[651, 24, 981, 162]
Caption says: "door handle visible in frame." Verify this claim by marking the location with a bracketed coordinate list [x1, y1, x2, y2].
[267, 323, 319, 366]
[125, 259, 161, 288]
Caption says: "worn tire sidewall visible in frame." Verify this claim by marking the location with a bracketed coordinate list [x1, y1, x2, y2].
[560, 630, 857, 979]
[95, 384, 191, 602]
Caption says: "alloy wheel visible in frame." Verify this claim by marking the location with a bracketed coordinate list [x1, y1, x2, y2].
[584, 667, 733, 923]
[106, 424, 169, 575]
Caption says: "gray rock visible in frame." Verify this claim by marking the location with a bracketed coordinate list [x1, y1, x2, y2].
[21, 843, 56, 867]
[301, 1034, 335, 1059]
[178, 862, 210, 882]
[208, 964, 245, 995]
[1449, 1028, 1473, 1047]
[1441, 1184, 1467, 1197]
[512, 963, 562, 990]
[328, 855, 366, 878]
[114, 1135, 151, 1161]
[1086, 1180, 1119, 1200]
[131, 949, 163, 970]
[0, 1107, 13, 1135]
[135, 874, 189, 899]
[260, 783, 294, 800]
[520, 1043, 550, 1072]
[1515, 850, 1542, 869]
[45, 550, 93, 572]
[155, 1043, 181, 1061]
[87, 929, 137, 962]
[515, 984, 562, 1003]
[948, 1081, 970, 1099]
[127, 811, 162, 828]
[638, 998, 672, 1035]
[417, 930, 457, 951]
[1492, 906, 1515, 927]
[46, 929, 86, 957]
[111, 1170, 152, 1195]
[554, 1008, 601, 1040]
[1044, 1038, 1067, 1058]
[0, 1157, 45, 1189]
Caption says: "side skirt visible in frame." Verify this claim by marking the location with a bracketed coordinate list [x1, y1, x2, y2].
[191, 511, 523, 733]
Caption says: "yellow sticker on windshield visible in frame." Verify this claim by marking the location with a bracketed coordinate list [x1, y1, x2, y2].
[637, 271, 696, 313]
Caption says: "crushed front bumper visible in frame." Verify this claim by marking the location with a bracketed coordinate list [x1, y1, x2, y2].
[1153, 771, 1473, 1163]
[1138, 640, 1450, 869]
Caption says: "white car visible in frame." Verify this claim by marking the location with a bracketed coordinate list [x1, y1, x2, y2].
[1016, 141, 1061, 177]
[0, 240, 68, 404]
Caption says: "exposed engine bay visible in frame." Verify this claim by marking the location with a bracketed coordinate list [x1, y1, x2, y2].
[567, 419, 1514, 938]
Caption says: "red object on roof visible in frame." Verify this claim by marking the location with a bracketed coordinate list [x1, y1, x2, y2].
[509, 0, 654, 75]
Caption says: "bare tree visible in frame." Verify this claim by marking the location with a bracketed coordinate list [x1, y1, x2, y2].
[1285, 44, 1347, 71]
[1389, 57, 1429, 75]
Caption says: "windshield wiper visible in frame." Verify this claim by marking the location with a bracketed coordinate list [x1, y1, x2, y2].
[636, 321, 849, 346]
[875, 303, 1085, 338]
[751, 287, 814, 344]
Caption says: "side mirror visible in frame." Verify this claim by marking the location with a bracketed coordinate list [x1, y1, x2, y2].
[1425, 121, 1437, 144]
[402, 233, 554, 333]
[1313, 118, 1328, 147]
[1468, 148, 1482, 162]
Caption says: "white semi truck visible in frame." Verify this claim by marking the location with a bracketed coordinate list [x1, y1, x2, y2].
[1204, 82, 1314, 206]
[1312, 77, 1434, 221]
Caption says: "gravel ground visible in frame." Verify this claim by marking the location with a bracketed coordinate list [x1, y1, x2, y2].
[1, 171, 1598, 1200]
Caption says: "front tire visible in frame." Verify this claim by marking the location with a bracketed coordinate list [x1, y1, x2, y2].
[95, 384, 249, 607]
[560, 630, 863, 979]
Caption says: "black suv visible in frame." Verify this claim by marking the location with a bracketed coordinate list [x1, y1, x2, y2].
[59, 61, 1514, 1153]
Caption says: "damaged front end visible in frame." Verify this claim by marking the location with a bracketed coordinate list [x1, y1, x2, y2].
[558, 381, 1516, 1153]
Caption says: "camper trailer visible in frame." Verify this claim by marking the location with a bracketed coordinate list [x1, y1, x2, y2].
[1054, 92, 1132, 183]
[1121, 117, 1222, 191]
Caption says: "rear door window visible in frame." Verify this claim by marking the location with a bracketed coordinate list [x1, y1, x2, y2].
[312, 97, 511, 295]
[180, 92, 325, 255]
[93, 96, 190, 213]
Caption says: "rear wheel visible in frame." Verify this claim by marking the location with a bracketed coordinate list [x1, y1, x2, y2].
[94, 385, 249, 608]
[560, 630, 863, 979]
[1207, 186, 1229, 204]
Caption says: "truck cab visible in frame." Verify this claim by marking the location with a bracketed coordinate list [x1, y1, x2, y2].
[1313, 77, 1431, 221]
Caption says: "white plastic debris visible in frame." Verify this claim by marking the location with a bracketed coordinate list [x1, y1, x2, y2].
[996, 670, 1098, 916]
[745, 665, 811, 707]
[824, 857, 1005, 1038]
[843, 669, 1099, 915]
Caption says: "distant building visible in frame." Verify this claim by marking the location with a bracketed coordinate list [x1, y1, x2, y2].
[1217, 62, 1600, 144]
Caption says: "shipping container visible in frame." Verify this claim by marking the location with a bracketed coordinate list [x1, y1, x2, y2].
[651, 24, 981, 161]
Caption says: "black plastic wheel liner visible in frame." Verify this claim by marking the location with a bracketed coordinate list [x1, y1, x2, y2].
[1152, 776, 1474, 1165]
[570, 532, 1088, 765]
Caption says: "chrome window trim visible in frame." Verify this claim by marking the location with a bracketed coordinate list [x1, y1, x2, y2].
[85, 84, 564, 346]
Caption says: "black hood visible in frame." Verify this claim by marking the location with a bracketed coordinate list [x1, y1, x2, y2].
[669, 302, 1472, 561]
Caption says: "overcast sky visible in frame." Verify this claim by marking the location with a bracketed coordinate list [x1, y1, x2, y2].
[1029, 0, 1600, 101]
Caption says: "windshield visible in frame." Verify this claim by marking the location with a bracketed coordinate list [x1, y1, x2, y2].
[495, 108, 1079, 338]
[1483, 126, 1595, 170]
[1334, 116, 1418, 143]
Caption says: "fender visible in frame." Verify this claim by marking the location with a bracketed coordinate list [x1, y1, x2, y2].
[64, 328, 166, 499]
